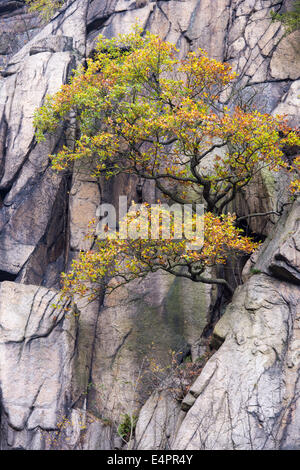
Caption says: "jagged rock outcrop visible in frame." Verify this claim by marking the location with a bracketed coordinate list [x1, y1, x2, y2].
[88, 271, 213, 424]
[135, 200, 300, 450]
[0, 281, 75, 449]
[0, 0, 89, 284]
[172, 201, 300, 450]
[0, 0, 40, 71]
[0, 0, 299, 450]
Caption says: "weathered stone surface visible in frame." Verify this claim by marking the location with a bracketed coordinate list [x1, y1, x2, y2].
[0, 1, 40, 70]
[173, 277, 300, 449]
[272, 80, 300, 127]
[135, 390, 182, 450]
[236, 0, 256, 16]
[245, 18, 271, 49]
[232, 165, 292, 237]
[0, 0, 299, 451]
[89, 271, 212, 425]
[88, 1, 154, 49]
[255, 200, 300, 285]
[171, 200, 300, 450]
[0, 0, 89, 277]
[228, 36, 246, 57]
[0, 52, 72, 186]
[29, 35, 73, 55]
[69, 170, 100, 252]
[0, 172, 66, 276]
[87, 0, 118, 31]
[258, 21, 281, 56]
[0, 281, 76, 447]
[270, 31, 300, 80]
[185, 0, 231, 61]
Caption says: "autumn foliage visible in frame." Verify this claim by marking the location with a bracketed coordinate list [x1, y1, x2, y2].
[34, 29, 300, 299]
[25, 0, 65, 21]
[61, 207, 259, 300]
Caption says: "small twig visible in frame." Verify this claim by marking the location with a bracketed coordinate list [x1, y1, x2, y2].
[237, 211, 281, 222]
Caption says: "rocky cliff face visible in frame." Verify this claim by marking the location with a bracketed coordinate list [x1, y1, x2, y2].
[0, 0, 299, 450]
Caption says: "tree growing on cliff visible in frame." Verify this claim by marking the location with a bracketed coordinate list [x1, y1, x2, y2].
[34, 29, 300, 300]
